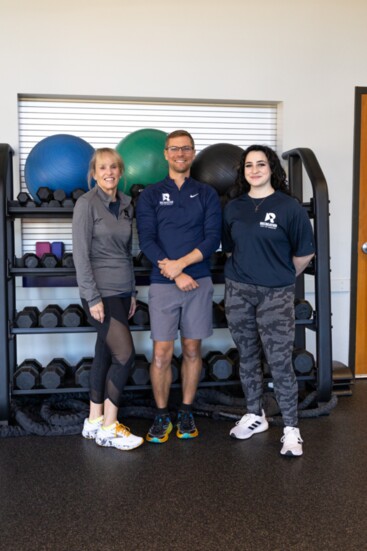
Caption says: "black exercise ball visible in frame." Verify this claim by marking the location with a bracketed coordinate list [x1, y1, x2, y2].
[191, 143, 244, 195]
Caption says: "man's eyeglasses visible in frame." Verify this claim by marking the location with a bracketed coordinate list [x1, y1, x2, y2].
[165, 146, 194, 153]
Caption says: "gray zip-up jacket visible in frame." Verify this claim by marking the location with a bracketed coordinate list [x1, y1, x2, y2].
[72, 185, 135, 307]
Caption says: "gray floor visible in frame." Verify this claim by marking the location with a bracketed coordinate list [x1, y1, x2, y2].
[0, 381, 366, 551]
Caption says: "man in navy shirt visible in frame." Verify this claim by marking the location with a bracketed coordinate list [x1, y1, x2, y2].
[136, 130, 221, 443]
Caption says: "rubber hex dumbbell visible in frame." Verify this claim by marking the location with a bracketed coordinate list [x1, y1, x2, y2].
[40, 358, 70, 389]
[53, 189, 67, 203]
[40, 253, 59, 268]
[71, 188, 86, 202]
[62, 304, 86, 327]
[15, 306, 40, 328]
[13, 359, 42, 390]
[294, 299, 313, 320]
[74, 357, 93, 388]
[61, 197, 75, 208]
[205, 350, 235, 381]
[129, 354, 150, 385]
[23, 253, 40, 268]
[38, 304, 63, 328]
[131, 300, 150, 326]
[37, 186, 53, 204]
[17, 191, 36, 207]
[61, 253, 74, 268]
[292, 348, 315, 375]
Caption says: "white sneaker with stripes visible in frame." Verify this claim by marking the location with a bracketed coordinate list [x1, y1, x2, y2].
[230, 410, 269, 440]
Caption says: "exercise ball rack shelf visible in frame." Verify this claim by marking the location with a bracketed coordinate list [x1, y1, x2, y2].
[0, 143, 334, 423]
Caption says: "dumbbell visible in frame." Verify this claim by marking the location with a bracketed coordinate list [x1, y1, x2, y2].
[17, 191, 37, 207]
[23, 253, 40, 268]
[71, 188, 86, 202]
[292, 348, 315, 375]
[61, 253, 74, 268]
[212, 301, 226, 326]
[15, 306, 40, 328]
[61, 197, 75, 208]
[131, 300, 150, 326]
[129, 354, 150, 385]
[134, 251, 152, 268]
[62, 304, 86, 327]
[40, 253, 59, 268]
[205, 350, 235, 381]
[37, 186, 53, 204]
[40, 358, 70, 389]
[74, 357, 93, 388]
[53, 189, 67, 203]
[38, 304, 63, 328]
[13, 359, 42, 390]
[294, 299, 313, 320]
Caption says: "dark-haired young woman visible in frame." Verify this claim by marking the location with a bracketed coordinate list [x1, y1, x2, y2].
[222, 145, 315, 456]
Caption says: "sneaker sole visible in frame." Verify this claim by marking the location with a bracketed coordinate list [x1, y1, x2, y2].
[230, 422, 269, 440]
[82, 430, 99, 439]
[95, 437, 144, 451]
[146, 422, 173, 444]
[176, 428, 199, 439]
[280, 449, 303, 457]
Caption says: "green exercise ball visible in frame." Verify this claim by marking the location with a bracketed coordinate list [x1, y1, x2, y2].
[116, 128, 168, 195]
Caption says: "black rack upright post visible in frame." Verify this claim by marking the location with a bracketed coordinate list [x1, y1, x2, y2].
[282, 147, 333, 402]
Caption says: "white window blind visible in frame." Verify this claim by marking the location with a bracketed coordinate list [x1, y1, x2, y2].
[18, 96, 278, 254]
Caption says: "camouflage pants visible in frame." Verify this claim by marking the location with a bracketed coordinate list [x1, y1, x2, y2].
[225, 278, 298, 426]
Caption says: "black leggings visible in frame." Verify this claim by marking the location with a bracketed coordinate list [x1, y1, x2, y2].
[82, 296, 135, 407]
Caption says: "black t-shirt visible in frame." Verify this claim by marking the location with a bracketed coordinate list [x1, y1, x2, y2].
[222, 191, 315, 287]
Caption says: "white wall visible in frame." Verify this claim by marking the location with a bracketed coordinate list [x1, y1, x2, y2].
[1, 0, 366, 366]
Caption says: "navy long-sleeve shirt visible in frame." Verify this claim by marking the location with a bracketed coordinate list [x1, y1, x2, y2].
[136, 176, 222, 283]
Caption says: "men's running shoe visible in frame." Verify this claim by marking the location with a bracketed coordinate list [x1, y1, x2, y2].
[146, 414, 173, 443]
[229, 410, 269, 440]
[95, 422, 144, 451]
[176, 410, 199, 439]
[82, 416, 103, 440]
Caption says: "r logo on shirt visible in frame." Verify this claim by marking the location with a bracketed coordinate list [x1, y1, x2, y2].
[159, 193, 174, 206]
[265, 212, 276, 224]
[260, 212, 277, 230]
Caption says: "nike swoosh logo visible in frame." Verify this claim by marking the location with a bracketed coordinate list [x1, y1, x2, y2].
[190, 194, 199, 198]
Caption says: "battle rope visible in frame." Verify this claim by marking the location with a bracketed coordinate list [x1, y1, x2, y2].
[0, 389, 338, 438]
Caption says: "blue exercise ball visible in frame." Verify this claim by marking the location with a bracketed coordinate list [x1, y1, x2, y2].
[191, 143, 244, 195]
[24, 134, 94, 200]
[116, 128, 168, 195]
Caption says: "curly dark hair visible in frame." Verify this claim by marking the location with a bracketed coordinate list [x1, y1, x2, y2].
[230, 144, 290, 198]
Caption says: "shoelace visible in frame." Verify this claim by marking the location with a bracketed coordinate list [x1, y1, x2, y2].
[179, 412, 194, 430]
[116, 422, 131, 436]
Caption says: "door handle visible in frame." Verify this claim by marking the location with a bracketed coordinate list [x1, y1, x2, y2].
[362, 242, 367, 254]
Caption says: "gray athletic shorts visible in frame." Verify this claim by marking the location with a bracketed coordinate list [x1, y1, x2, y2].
[148, 276, 214, 341]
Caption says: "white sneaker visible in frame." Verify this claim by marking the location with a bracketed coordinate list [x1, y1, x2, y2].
[280, 426, 303, 456]
[82, 416, 103, 439]
[95, 422, 144, 451]
[230, 410, 269, 440]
